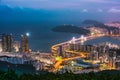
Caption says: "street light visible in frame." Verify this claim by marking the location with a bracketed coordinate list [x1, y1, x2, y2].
[26, 32, 30, 37]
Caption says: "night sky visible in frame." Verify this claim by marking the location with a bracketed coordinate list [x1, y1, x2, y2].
[0, 0, 120, 10]
[0, 0, 120, 51]
[0, 0, 120, 22]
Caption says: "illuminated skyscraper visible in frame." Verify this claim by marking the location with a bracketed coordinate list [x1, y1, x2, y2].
[21, 35, 29, 52]
[2, 34, 13, 52]
[13, 41, 20, 52]
[6, 34, 13, 52]
[2, 33, 7, 52]
[0, 39, 2, 52]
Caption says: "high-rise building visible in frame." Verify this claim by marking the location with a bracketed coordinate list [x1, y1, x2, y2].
[59, 45, 63, 57]
[2, 33, 13, 52]
[6, 34, 13, 52]
[2, 33, 7, 52]
[13, 41, 20, 52]
[0, 39, 2, 52]
[21, 35, 29, 52]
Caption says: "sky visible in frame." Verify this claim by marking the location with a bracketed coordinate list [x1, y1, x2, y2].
[0, 0, 120, 51]
[0, 0, 120, 22]
[0, 0, 120, 12]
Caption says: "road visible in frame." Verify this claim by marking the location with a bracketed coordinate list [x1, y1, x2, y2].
[51, 33, 120, 71]
[53, 56, 83, 71]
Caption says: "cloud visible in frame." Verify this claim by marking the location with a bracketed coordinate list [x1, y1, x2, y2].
[108, 8, 120, 13]
[85, 0, 120, 4]
[1, 0, 120, 10]
[86, 0, 106, 3]
[98, 9, 103, 12]
[82, 9, 88, 12]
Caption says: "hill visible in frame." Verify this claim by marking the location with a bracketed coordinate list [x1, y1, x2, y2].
[52, 25, 90, 35]
[82, 20, 118, 30]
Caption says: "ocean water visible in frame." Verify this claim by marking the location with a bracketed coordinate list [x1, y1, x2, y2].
[0, 22, 80, 52]
[1, 6, 119, 53]
[1, 22, 120, 53]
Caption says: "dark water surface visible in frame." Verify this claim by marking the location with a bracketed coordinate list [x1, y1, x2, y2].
[0, 21, 120, 53]
[0, 22, 80, 52]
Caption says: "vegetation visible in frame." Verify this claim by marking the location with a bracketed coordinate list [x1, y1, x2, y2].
[0, 70, 120, 80]
[52, 20, 119, 36]
[52, 24, 90, 35]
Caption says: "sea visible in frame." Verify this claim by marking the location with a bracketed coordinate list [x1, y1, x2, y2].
[0, 22, 120, 53]
[0, 22, 81, 52]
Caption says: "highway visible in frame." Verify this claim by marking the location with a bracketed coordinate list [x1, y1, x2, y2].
[51, 34, 104, 71]
[54, 56, 81, 69]
[51, 33, 120, 71]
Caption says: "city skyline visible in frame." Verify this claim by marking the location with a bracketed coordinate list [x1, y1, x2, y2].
[1, 0, 120, 79]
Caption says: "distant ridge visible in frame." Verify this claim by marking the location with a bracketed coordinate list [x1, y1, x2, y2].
[82, 19, 103, 25]
[111, 21, 120, 24]
[82, 20, 118, 30]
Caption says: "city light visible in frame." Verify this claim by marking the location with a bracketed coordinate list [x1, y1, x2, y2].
[72, 37, 75, 42]
[81, 35, 84, 39]
[55, 56, 62, 61]
[1, 21, 120, 75]
[26, 32, 30, 37]
[72, 37, 75, 40]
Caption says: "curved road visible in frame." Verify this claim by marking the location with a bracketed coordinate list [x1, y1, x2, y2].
[51, 34, 119, 71]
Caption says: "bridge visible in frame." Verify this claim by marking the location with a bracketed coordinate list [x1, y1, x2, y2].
[51, 35, 101, 71]
[52, 34, 103, 56]
[51, 33, 120, 71]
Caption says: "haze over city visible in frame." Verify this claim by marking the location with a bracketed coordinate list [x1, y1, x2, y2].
[0, 0, 120, 22]
[0, 0, 120, 80]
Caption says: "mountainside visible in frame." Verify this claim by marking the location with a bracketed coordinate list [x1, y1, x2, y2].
[52, 25, 90, 35]
[82, 20, 118, 30]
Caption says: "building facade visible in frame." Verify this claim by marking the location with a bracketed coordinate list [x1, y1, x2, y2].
[21, 35, 29, 52]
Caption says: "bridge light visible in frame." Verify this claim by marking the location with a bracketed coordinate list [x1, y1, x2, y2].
[72, 37, 76, 44]
[81, 35, 84, 39]
[72, 37, 75, 41]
